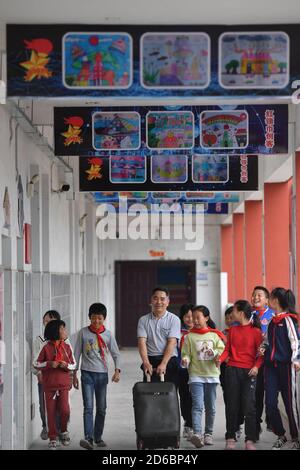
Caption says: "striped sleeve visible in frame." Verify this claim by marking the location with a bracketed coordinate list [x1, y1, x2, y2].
[33, 344, 50, 370]
[285, 317, 300, 363]
[63, 342, 77, 371]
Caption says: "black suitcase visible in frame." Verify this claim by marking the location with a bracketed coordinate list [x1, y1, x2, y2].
[133, 374, 181, 450]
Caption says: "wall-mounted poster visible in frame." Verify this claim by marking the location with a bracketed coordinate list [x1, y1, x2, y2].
[146, 111, 194, 149]
[141, 32, 210, 89]
[110, 155, 146, 183]
[54, 105, 288, 156]
[80, 154, 258, 192]
[219, 31, 289, 89]
[200, 110, 249, 149]
[151, 155, 188, 183]
[63, 32, 132, 89]
[92, 112, 140, 150]
[192, 155, 229, 183]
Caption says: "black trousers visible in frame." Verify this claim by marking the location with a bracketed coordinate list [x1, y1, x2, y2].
[141, 356, 179, 388]
[255, 364, 271, 434]
[220, 363, 244, 430]
[225, 366, 257, 442]
[178, 368, 193, 428]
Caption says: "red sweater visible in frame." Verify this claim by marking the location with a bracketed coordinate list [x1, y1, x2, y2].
[33, 341, 76, 391]
[219, 324, 264, 369]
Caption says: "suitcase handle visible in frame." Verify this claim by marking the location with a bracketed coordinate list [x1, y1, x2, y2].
[146, 370, 165, 382]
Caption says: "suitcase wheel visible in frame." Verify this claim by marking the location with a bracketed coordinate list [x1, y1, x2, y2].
[137, 438, 145, 450]
[173, 438, 180, 449]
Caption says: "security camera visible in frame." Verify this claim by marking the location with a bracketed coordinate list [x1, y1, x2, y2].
[60, 183, 70, 192]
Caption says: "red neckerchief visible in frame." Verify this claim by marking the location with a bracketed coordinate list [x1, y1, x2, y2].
[272, 313, 298, 324]
[88, 325, 107, 364]
[257, 308, 267, 318]
[52, 340, 65, 362]
[190, 327, 226, 342]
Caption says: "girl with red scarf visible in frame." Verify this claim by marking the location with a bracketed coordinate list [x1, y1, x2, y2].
[261, 287, 300, 450]
[181, 305, 225, 448]
[33, 320, 76, 449]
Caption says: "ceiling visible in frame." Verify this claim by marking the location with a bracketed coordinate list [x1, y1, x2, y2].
[1, 0, 300, 33]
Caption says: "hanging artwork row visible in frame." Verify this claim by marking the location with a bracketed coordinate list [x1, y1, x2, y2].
[54, 105, 288, 156]
[6, 24, 299, 98]
[79, 154, 258, 192]
[92, 191, 240, 203]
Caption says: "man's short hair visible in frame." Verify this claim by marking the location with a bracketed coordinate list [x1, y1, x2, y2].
[88, 303, 107, 319]
[151, 286, 170, 297]
[252, 286, 270, 299]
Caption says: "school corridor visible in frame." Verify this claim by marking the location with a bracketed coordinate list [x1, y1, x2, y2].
[1, 0, 300, 451]
[29, 349, 278, 451]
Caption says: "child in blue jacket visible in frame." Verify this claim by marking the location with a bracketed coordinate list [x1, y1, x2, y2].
[261, 287, 300, 450]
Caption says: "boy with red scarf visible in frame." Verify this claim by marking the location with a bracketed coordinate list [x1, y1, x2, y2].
[73, 303, 121, 450]
[251, 285, 274, 439]
[33, 320, 76, 449]
[181, 305, 225, 448]
[260, 288, 300, 450]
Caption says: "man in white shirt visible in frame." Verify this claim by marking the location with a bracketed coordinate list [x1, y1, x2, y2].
[137, 287, 181, 386]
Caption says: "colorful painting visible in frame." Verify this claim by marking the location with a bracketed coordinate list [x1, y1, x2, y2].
[200, 110, 249, 149]
[151, 155, 188, 183]
[185, 192, 240, 203]
[110, 156, 146, 183]
[219, 32, 289, 89]
[93, 191, 148, 202]
[141, 32, 210, 88]
[92, 112, 141, 150]
[146, 112, 194, 149]
[192, 155, 229, 183]
[119, 192, 148, 199]
[152, 192, 182, 199]
[63, 32, 132, 89]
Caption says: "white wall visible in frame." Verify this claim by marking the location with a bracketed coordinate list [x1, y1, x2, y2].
[97, 218, 222, 333]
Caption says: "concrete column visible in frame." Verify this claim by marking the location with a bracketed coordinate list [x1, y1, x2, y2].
[244, 200, 263, 300]
[264, 181, 291, 289]
[221, 225, 234, 302]
[233, 213, 246, 299]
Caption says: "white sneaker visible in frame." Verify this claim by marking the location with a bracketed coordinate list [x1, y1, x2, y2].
[60, 431, 71, 446]
[48, 440, 58, 450]
[204, 434, 213, 445]
[190, 433, 204, 448]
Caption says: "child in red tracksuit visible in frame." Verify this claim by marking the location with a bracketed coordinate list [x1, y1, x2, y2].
[219, 300, 263, 451]
[33, 319, 76, 449]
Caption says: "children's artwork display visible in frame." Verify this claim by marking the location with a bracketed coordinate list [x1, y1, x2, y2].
[54, 105, 288, 156]
[63, 32, 132, 89]
[141, 32, 210, 88]
[92, 112, 140, 150]
[146, 111, 194, 149]
[192, 155, 229, 183]
[200, 110, 248, 149]
[79, 154, 258, 192]
[110, 156, 146, 183]
[152, 192, 182, 199]
[7, 24, 299, 98]
[219, 32, 289, 89]
[151, 155, 188, 183]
